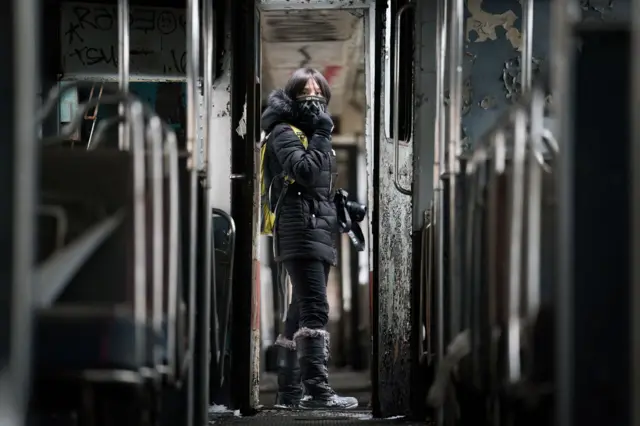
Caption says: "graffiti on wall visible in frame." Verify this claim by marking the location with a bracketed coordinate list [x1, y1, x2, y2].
[60, 2, 187, 78]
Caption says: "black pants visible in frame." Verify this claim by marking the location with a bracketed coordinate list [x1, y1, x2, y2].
[282, 259, 331, 339]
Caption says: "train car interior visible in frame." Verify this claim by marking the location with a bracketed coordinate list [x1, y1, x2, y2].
[2, 0, 640, 425]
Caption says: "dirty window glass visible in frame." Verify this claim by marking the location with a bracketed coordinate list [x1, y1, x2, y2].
[388, 0, 414, 142]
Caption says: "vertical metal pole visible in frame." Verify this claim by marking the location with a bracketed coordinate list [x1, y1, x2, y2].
[187, 143, 198, 426]
[434, 0, 447, 424]
[447, 0, 464, 340]
[525, 91, 544, 325]
[521, 0, 534, 93]
[506, 108, 526, 383]
[166, 131, 180, 380]
[187, 163, 197, 426]
[521, 0, 537, 378]
[186, 0, 200, 422]
[552, 0, 575, 423]
[8, 0, 38, 422]
[117, 0, 130, 150]
[202, 0, 212, 175]
[200, 0, 214, 414]
[148, 117, 165, 370]
[632, 0, 640, 422]
[131, 102, 147, 368]
[186, 0, 200, 171]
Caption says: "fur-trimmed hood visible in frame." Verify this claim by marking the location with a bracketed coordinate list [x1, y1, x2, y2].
[260, 88, 295, 135]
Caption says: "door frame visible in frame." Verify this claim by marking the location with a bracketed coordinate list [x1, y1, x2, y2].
[254, 0, 378, 410]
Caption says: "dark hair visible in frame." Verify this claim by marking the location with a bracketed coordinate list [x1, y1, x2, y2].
[284, 68, 332, 104]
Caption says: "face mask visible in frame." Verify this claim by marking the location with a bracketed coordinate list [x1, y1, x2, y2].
[295, 95, 327, 117]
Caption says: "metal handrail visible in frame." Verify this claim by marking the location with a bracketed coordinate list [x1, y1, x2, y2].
[33, 210, 125, 308]
[130, 101, 148, 368]
[147, 117, 166, 372]
[506, 108, 527, 383]
[392, 2, 414, 195]
[41, 93, 151, 145]
[419, 205, 434, 365]
[185, 0, 201, 424]
[165, 130, 181, 382]
[117, 0, 130, 150]
[433, 0, 448, 421]
[38, 205, 69, 251]
[211, 208, 236, 388]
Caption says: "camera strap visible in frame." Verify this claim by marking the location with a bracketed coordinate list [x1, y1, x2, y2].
[337, 201, 352, 232]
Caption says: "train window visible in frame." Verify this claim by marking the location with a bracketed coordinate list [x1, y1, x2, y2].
[386, 0, 414, 142]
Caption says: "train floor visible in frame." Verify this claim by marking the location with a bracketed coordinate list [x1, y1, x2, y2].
[210, 409, 427, 425]
[210, 370, 428, 425]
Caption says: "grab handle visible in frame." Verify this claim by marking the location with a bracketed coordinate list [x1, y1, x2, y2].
[392, 2, 414, 195]
[211, 208, 236, 387]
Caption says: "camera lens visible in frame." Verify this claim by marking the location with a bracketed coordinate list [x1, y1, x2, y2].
[346, 201, 367, 223]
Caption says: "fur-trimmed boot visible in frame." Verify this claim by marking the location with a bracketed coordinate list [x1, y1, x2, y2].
[274, 335, 304, 409]
[294, 328, 358, 410]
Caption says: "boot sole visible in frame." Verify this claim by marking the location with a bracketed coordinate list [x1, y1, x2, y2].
[273, 404, 303, 410]
[298, 400, 359, 411]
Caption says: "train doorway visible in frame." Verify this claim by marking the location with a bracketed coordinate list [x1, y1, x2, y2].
[247, 0, 377, 413]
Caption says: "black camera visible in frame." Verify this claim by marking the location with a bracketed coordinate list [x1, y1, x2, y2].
[345, 200, 367, 223]
[334, 189, 367, 251]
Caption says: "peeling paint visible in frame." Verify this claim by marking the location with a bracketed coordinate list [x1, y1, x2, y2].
[581, 0, 614, 16]
[501, 55, 542, 102]
[444, 77, 473, 116]
[479, 95, 497, 110]
[466, 0, 521, 50]
[460, 0, 628, 145]
[236, 96, 247, 137]
[462, 127, 471, 152]
[376, 3, 413, 418]
[505, 27, 522, 51]
[210, 34, 233, 214]
[378, 134, 413, 418]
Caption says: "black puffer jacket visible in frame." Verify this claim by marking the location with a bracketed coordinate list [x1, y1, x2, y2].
[260, 89, 338, 265]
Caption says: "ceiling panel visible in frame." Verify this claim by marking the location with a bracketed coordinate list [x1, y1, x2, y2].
[262, 41, 346, 70]
[260, 9, 364, 118]
[261, 10, 360, 42]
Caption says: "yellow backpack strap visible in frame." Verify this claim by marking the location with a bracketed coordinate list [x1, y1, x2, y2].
[281, 124, 308, 184]
[288, 124, 308, 149]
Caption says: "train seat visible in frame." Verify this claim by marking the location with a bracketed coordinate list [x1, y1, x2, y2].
[34, 146, 184, 385]
[35, 307, 172, 370]
[35, 307, 152, 378]
[37, 148, 132, 262]
[40, 148, 133, 214]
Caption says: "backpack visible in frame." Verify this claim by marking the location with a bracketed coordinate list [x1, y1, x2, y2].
[259, 124, 308, 236]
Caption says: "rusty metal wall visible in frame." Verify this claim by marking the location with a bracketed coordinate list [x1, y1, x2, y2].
[375, 0, 414, 417]
[411, 1, 437, 231]
[460, 0, 630, 148]
[379, 0, 633, 418]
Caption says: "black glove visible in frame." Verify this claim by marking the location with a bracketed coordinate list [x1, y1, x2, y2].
[313, 111, 334, 139]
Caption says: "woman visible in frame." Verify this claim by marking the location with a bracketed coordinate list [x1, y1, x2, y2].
[260, 68, 358, 410]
